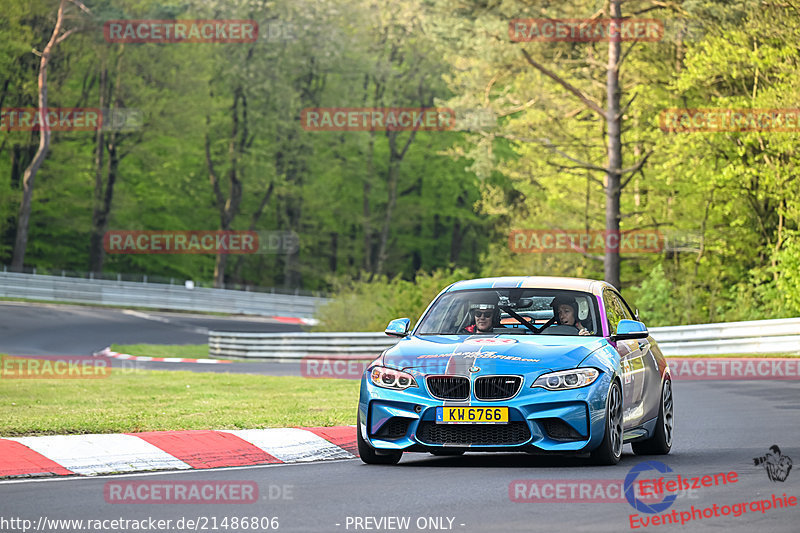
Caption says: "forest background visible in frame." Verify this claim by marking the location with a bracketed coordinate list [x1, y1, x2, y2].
[2, 0, 799, 330]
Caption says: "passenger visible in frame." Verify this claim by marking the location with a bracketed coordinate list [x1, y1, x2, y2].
[550, 295, 591, 335]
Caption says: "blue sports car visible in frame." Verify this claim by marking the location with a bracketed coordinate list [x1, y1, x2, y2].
[357, 276, 673, 465]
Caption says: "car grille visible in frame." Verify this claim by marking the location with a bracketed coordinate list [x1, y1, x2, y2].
[474, 376, 523, 400]
[373, 417, 412, 439]
[417, 421, 531, 445]
[426, 376, 470, 400]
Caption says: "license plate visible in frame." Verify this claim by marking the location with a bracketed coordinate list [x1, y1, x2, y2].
[436, 407, 508, 424]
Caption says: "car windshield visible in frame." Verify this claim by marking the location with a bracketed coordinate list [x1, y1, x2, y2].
[415, 288, 601, 336]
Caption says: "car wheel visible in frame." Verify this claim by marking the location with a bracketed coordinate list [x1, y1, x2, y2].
[590, 380, 623, 465]
[356, 412, 402, 465]
[430, 450, 465, 456]
[632, 378, 673, 456]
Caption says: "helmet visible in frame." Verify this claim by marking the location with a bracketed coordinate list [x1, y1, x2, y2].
[469, 291, 499, 313]
[467, 291, 500, 329]
[551, 295, 578, 325]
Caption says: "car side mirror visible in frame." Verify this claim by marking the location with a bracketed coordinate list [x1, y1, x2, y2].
[385, 318, 411, 337]
[611, 319, 649, 341]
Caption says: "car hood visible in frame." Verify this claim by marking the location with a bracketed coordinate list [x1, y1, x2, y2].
[381, 334, 608, 376]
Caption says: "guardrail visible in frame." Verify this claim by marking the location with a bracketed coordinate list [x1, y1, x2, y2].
[650, 317, 800, 355]
[209, 332, 395, 360]
[0, 271, 328, 318]
[208, 317, 800, 360]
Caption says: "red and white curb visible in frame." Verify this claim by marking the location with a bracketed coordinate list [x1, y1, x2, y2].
[0, 426, 357, 479]
[271, 316, 318, 326]
[94, 347, 232, 364]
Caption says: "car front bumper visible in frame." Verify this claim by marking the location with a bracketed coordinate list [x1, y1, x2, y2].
[358, 371, 613, 454]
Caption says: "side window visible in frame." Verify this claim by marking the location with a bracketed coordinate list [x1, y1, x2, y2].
[612, 291, 635, 321]
[617, 293, 638, 321]
[602, 289, 627, 335]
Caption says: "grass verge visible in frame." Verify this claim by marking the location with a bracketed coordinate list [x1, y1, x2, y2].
[0, 363, 358, 437]
[111, 343, 210, 359]
[112, 343, 800, 361]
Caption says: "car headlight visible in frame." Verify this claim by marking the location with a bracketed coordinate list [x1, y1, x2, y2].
[369, 366, 418, 390]
[532, 368, 599, 390]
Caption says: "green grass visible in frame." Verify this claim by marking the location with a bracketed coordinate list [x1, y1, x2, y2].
[111, 343, 211, 359]
[0, 361, 358, 436]
[111, 343, 800, 361]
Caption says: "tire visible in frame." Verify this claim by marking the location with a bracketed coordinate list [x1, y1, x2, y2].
[632, 378, 673, 456]
[590, 380, 623, 465]
[356, 411, 402, 465]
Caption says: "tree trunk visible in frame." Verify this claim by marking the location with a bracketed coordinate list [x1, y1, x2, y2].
[231, 181, 275, 283]
[208, 88, 245, 288]
[11, 0, 67, 271]
[329, 231, 338, 273]
[374, 156, 399, 275]
[282, 194, 302, 288]
[363, 130, 375, 273]
[88, 66, 107, 273]
[449, 193, 465, 263]
[604, 0, 623, 290]
[375, 128, 418, 276]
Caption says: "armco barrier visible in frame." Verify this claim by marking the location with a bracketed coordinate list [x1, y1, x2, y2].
[651, 317, 800, 355]
[208, 332, 395, 360]
[208, 317, 800, 360]
[0, 271, 327, 318]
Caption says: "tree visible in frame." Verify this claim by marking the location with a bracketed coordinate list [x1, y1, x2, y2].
[11, 0, 87, 270]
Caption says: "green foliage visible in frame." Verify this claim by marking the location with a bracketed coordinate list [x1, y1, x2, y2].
[313, 267, 474, 332]
[627, 264, 675, 326]
[774, 231, 800, 315]
[2, 0, 800, 325]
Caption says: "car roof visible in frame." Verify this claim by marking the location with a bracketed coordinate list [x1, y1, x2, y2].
[444, 276, 611, 296]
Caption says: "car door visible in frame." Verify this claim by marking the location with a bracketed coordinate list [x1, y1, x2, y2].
[602, 289, 646, 427]
[616, 291, 662, 425]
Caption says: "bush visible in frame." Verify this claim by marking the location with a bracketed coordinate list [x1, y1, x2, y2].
[626, 263, 679, 326]
[312, 267, 474, 332]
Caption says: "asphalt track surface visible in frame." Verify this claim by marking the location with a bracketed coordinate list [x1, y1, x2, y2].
[1, 302, 798, 532]
[0, 302, 305, 375]
[1, 381, 798, 532]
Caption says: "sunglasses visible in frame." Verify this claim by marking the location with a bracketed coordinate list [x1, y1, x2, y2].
[473, 311, 493, 318]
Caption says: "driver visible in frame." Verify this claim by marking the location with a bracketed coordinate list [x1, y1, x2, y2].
[460, 293, 502, 334]
[551, 295, 591, 336]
